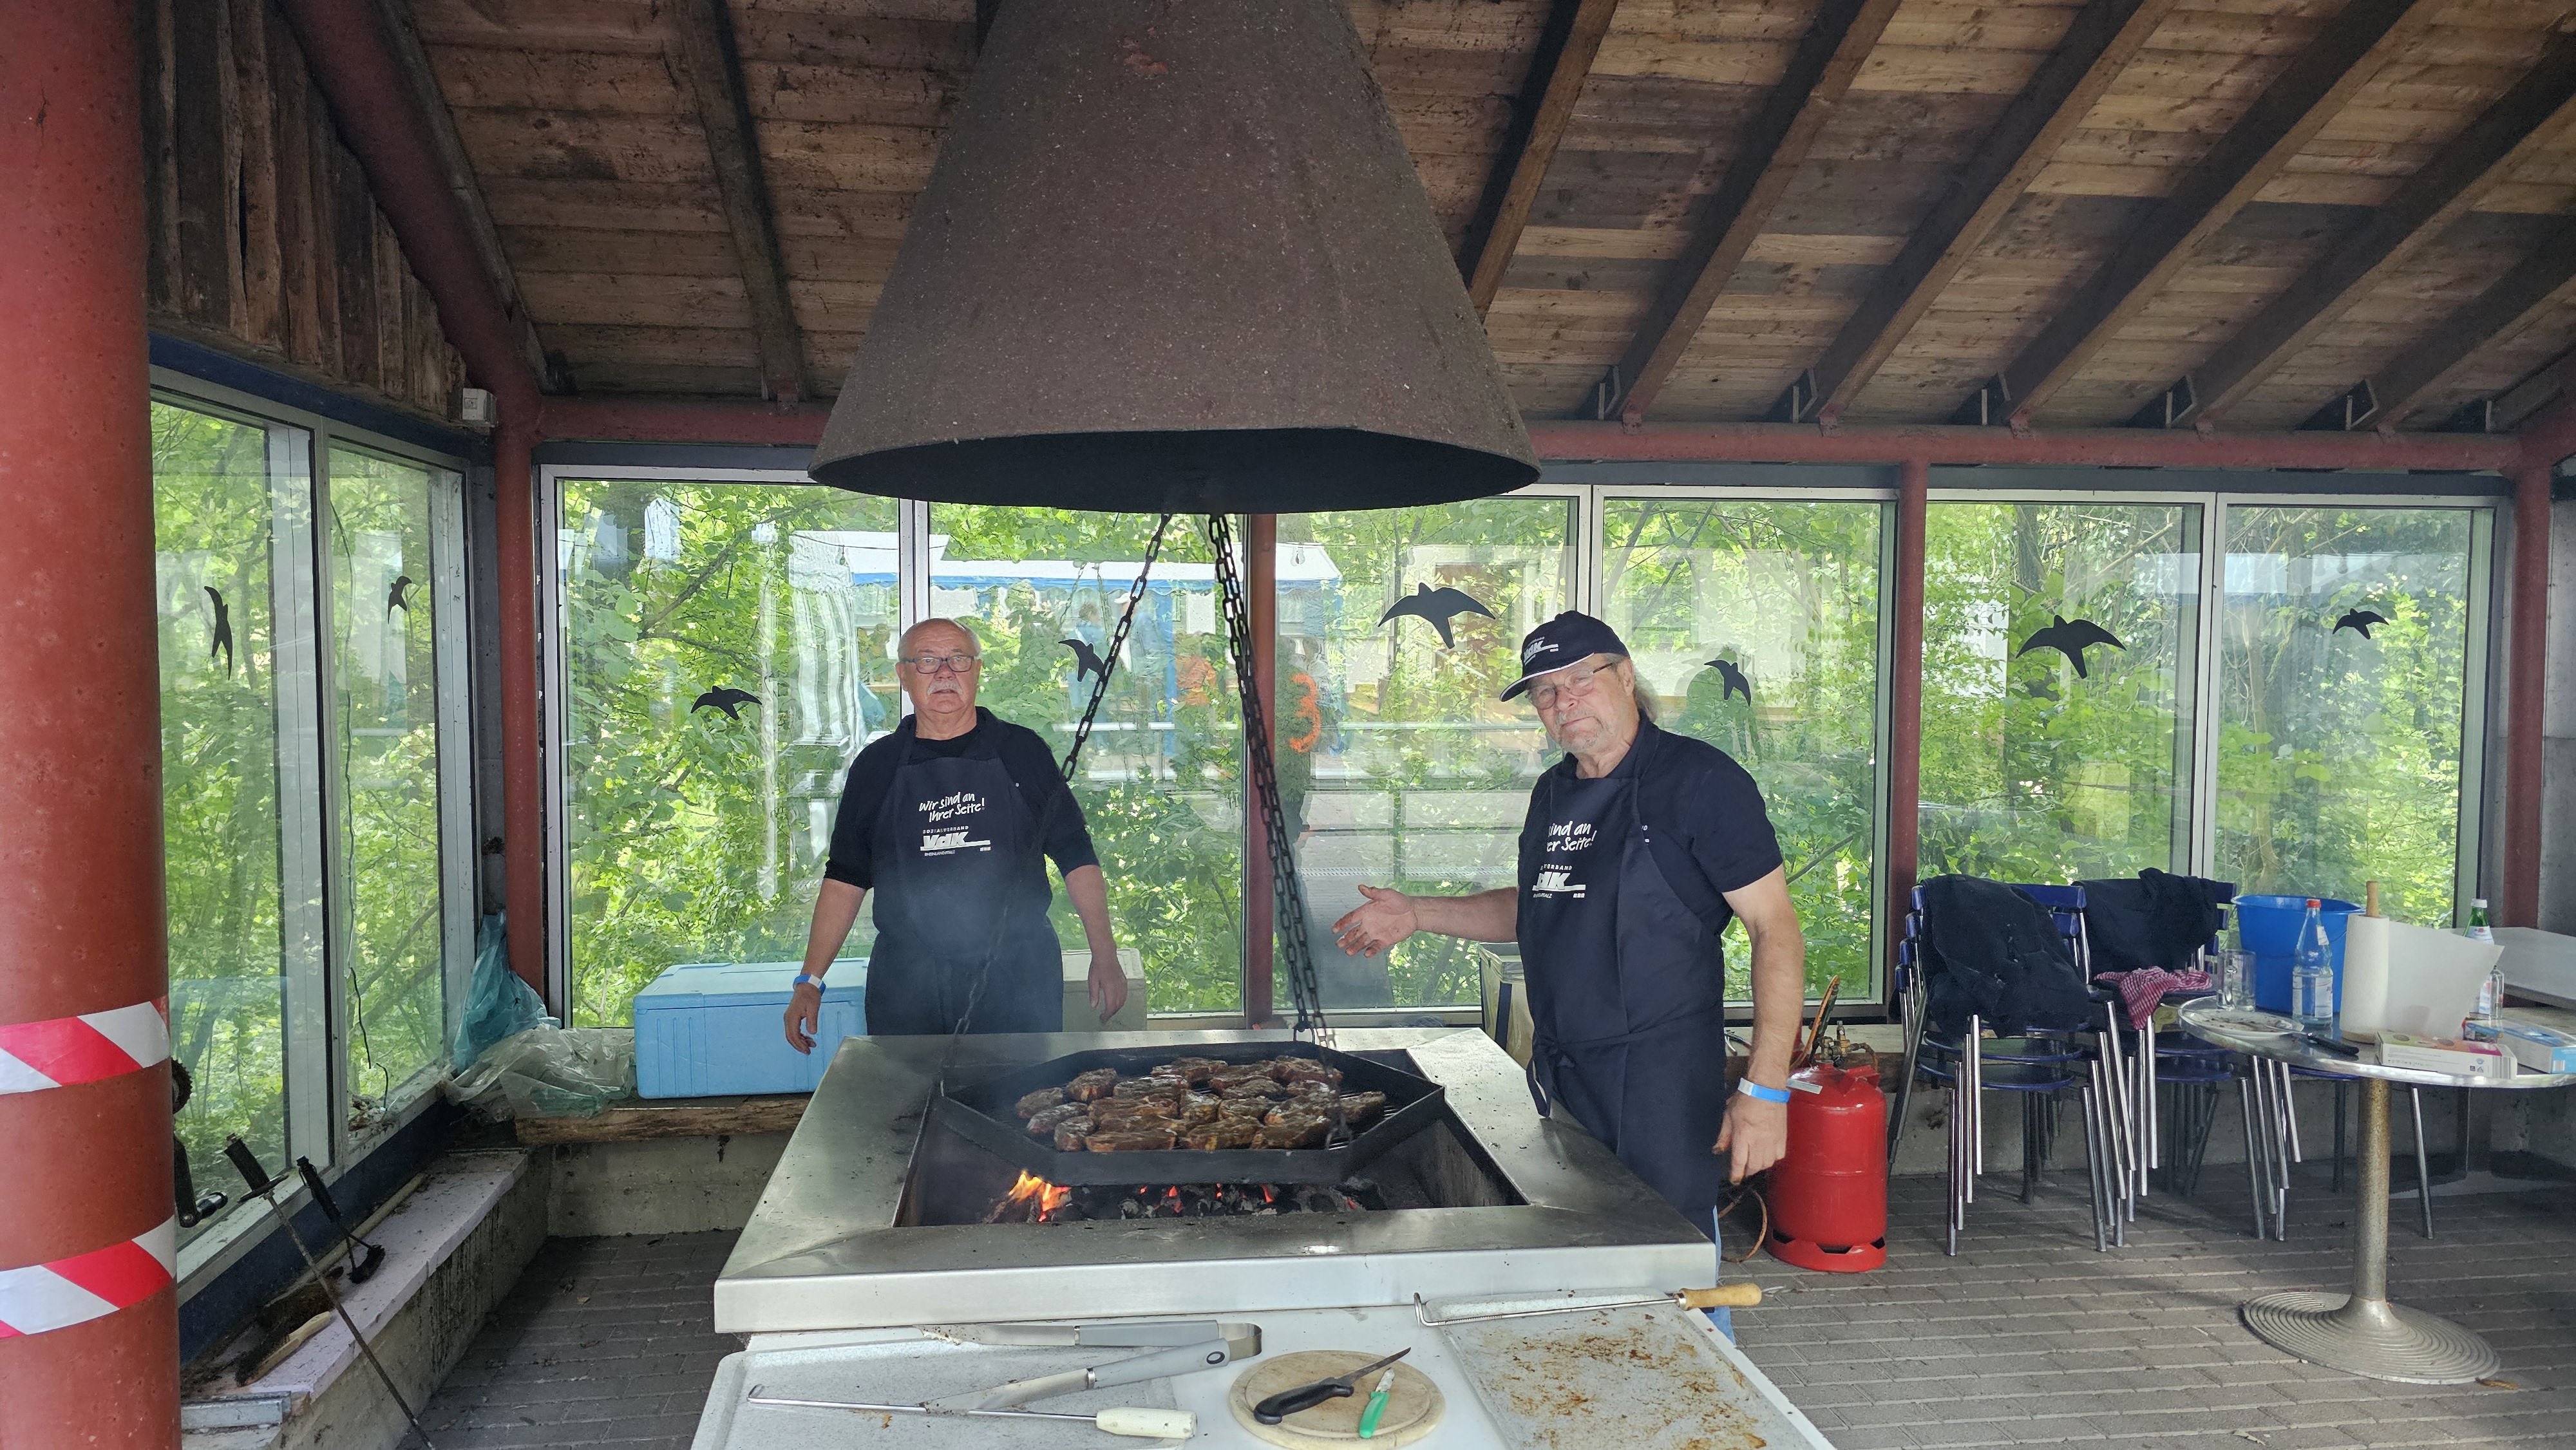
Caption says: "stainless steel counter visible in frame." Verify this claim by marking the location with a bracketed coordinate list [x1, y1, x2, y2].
[713, 1028, 1714, 1334]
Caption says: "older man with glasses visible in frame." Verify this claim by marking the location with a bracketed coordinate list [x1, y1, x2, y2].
[1332, 612, 1804, 1329]
[786, 617, 1125, 1045]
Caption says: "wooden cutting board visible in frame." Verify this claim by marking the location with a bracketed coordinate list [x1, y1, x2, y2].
[1226, 1351, 1444, 1448]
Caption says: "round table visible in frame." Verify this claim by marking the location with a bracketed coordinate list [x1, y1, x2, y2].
[2175, 999, 2576, 1385]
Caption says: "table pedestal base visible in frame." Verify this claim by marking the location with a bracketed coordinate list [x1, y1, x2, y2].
[2240, 1291, 2499, 1384]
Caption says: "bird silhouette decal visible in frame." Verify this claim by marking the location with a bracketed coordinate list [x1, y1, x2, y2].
[1061, 637, 1110, 683]
[1703, 657, 1752, 703]
[386, 574, 414, 615]
[2017, 615, 2125, 678]
[2333, 608, 2389, 639]
[205, 586, 234, 678]
[1379, 583, 1494, 648]
[690, 686, 760, 722]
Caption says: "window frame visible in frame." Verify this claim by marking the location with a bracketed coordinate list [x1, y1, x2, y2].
[149, 368, 475, 1292]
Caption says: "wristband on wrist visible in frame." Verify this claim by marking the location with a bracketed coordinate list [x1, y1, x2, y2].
[792, 972, 826, 993]
[1734, 1078, 1790, 1106]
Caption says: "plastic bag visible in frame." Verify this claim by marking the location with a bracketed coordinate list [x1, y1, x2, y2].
[453, 913, 556, 1072]
[444, 1027, 635, 1122]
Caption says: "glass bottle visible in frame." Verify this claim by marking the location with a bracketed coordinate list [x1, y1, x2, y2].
[2291, 898, 2335, 1030]
[2469, 898, 2501, 1025]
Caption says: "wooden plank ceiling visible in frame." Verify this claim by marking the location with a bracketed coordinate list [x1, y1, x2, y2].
[412, 0, 2576, 433]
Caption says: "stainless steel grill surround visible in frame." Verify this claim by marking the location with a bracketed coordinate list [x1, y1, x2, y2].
[714, 1030, 1714, 1335]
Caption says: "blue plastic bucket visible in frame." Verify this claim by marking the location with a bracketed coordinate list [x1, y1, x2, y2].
[2237, 895, 2360, 1014]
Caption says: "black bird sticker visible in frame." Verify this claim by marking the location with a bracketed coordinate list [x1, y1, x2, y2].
[1379, 583, 1494, 648]
[205, 586, 234, 677]
[1704, 657, 1752, 703]
[691, 686, 760, 722]
[2017, 615, 2125, 678]
[386, 574, 414, 615]
[2334, 608, 2389, 639]
[1061, 637, 1110, 683]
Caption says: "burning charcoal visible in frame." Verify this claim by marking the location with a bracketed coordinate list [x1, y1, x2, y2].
[1066, 1069, 1120, 1102]
[1295, 1187, 1341, 1214]
[1027, 1102, 1087, 1137]
[1052, 1122, 1092, 1151]
[1085, 1127, 1178, 1152]
[1337, 1091, 1387, 1124]
[1014, 1086, 1067, 1118]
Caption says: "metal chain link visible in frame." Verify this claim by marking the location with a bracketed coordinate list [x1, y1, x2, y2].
[1206, 513, 1329, 1042]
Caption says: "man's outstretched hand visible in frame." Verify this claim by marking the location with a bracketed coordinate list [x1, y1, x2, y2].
[1332, 885, 1419, 958]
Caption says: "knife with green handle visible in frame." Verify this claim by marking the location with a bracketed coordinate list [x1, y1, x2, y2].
[1356, 1364, 1398, 1438]
[1253, 1348, 1409, 1426]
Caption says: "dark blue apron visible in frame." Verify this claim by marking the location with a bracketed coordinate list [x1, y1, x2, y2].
[863, 724, 1064, 1035]
[1518, 735, 1734, 1217]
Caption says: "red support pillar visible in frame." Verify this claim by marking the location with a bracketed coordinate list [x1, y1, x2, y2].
[496, 415, 549, 997]
[0, 4, 182, 1445]
[2500, 455, 2552, 928]
[1244, 514, 1280, 1028]
[1886, 458, 1929, 981]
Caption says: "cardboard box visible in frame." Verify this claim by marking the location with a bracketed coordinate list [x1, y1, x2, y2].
[2374, 1031, 2507, 1078]
[2494, 1022, 2576, 1075]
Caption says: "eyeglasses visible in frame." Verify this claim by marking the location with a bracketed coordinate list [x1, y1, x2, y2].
[902, 652, 981, 675]
[1526, 658, 1613, 711]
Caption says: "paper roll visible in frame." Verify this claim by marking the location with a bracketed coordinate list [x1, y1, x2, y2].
[2341, 914, 2393, 1036]
[2381, 920, 2505, 1037]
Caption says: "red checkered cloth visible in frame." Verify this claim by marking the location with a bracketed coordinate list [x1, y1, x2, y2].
[2094, 967, 2212, 1030]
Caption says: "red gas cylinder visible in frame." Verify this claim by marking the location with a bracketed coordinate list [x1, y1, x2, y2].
[1764, 1062, 1888, 1272]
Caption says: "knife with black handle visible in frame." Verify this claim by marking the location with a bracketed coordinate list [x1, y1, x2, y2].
[1253, 1348, 1408, 1426]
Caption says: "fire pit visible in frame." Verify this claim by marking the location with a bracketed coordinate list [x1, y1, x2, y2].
[714, 1028, 1712, 1334]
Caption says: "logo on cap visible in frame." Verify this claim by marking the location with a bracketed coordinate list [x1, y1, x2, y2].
[1522, 638, 1558, 663]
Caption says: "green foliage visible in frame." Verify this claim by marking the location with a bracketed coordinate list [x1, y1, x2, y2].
[2214, 508, 2470, 925]
[152, 402, 290, 1236]
[1604, 500, 1881, 999]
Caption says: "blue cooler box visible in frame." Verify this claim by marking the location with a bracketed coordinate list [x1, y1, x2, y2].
[632, 959, 865, 1099]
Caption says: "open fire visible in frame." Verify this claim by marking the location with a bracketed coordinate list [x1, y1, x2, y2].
[983, 1171, 1381, 1225]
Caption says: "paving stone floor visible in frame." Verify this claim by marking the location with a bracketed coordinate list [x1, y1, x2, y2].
[419, 1171, 2576, 1449]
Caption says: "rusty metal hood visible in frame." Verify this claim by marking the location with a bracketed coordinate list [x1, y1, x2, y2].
[809, 0, 1537, 513]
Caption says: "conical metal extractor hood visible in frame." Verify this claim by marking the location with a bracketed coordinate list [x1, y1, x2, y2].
[808, 0, 1538, 513]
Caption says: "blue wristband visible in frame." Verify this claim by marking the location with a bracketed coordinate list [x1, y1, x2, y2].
[792, 973, 826, 993]
[1735, 1079, 1790, 1106]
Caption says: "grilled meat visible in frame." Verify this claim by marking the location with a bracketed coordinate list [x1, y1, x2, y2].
[1085, 1126, 1178, 1153]
[1014, 1086, 1067, 1118]
[1181, 1121, 1260, 1151]
[1255, 1115, 1328, 1149]
[1066, 1069, 1121, 1103]
[1052, 1122, 1091, 1151]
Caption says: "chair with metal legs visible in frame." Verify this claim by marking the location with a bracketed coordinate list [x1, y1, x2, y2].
[2240, 1066, 2436, 1241]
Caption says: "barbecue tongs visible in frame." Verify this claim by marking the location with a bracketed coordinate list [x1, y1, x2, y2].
[922, 1319, 1263, 1409]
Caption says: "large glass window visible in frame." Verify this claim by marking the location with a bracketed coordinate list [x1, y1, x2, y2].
[1274, 498, 1576, 1010]
[1602, 498, 1882, 999]
[1919, 501, 2202, 884]
[925, 508, 1243, 1014]
[329, 447, 459, 1116]
[154, 401, 293, 1240]
[2214, 507, 2479, 925]
[560, 481, 902, 1026]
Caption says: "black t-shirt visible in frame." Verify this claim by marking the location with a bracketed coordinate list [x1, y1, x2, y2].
[1517, 720, 1783, 938]
[822, 709, 1099, 889]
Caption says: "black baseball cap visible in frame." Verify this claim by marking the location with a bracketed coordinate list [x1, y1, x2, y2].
[1501, 611, 1629, 700]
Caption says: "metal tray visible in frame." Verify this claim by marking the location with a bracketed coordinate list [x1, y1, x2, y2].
[936, 1042, 1446, 1186]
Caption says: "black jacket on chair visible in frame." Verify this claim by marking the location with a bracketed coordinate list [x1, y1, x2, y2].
[2074, 868, 2231, 974]
[1917, 874, 2094, 1037]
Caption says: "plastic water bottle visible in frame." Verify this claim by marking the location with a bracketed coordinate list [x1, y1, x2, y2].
[2291, 898, 2334, 1029]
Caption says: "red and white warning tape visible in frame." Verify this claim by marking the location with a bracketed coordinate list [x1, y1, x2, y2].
[0, 1218, 178, 1338]
[0, 999, 169, 1095]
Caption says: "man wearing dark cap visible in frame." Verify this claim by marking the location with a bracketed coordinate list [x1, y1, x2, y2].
[1333, 612, 1803, 1308]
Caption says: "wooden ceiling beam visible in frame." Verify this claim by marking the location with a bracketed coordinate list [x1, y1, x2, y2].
[2137, 31, 2576, 429]
[1589, 0, 1903, 425]
[368, 0, 561, 393]
[2304, 217, 2576, 433]
[1456, 0, 1622, 316]
[668, 0, 806, 406]
[1953, 0, 2438, 429]
[1772, 0, 2179, 426]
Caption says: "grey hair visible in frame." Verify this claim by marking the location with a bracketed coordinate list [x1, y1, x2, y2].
[897, 617, 980, 657]
[1633, 681, 1658, 724]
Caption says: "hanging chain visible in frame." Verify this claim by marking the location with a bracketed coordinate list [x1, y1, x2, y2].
[940, 516, 1174, 1064]
[1207, 513, 1329, 1042]
[1057, 514, 1175, 784]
